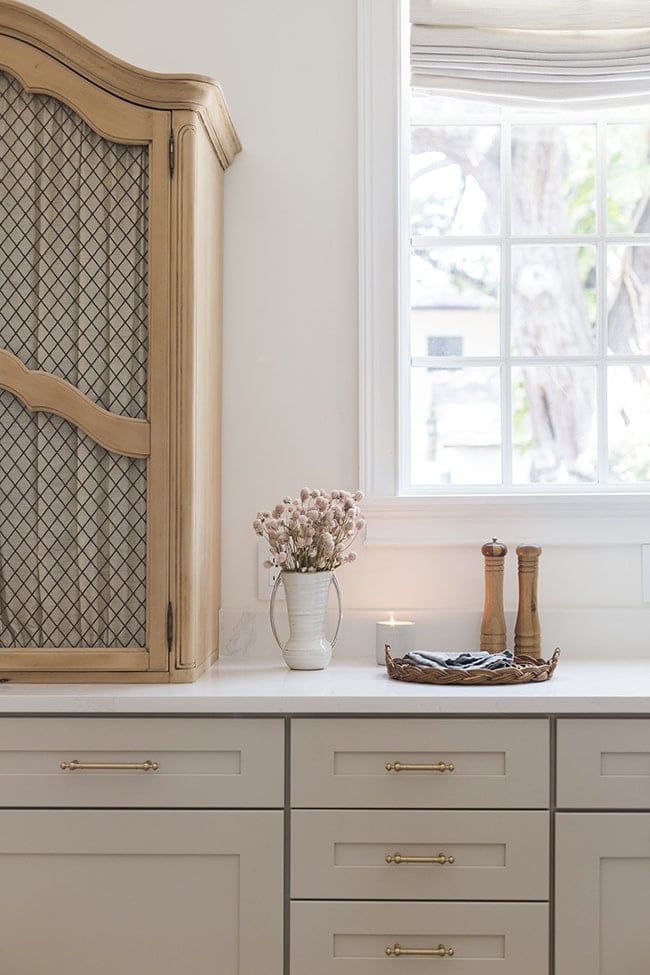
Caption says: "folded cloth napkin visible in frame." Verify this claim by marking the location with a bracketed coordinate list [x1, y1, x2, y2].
[402, 649, 514, 671]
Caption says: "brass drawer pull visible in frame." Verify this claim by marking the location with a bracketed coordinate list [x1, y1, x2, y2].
[386, 943, 454, 958]
[386, 852, 455, 865]
[385, 761, 455, 773]
[60, 760, 160, 772]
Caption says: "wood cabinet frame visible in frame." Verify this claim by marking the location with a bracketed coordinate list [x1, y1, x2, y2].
[0, 2, 239, 682]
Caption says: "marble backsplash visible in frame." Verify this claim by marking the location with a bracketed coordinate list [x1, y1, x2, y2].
[219, 607, 650, 662]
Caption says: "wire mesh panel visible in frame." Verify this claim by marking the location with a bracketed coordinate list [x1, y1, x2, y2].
[0, 70, 148, 418]
[0, 71, 150, 651]
[0, 391, 147, 648]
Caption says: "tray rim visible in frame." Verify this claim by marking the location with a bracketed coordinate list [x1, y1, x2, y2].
[384, 646, 561, 685]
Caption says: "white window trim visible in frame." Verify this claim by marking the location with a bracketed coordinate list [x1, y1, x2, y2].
[357, 0, 650, 546]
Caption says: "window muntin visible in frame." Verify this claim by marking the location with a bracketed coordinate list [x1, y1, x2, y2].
[405, 92, 650, 491]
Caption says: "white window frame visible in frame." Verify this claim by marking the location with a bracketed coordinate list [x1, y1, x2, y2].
[357, 0, 650, 545]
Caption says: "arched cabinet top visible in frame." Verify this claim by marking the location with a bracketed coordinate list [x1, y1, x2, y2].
[0, 0, 240, 168]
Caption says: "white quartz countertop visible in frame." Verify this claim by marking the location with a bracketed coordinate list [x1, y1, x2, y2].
[0, 657, 650, 714]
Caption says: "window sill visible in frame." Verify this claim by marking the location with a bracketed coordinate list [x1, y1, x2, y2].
[362, 494, 650, 546]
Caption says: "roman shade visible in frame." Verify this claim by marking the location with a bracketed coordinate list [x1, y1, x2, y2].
[410, 0, 650, 107]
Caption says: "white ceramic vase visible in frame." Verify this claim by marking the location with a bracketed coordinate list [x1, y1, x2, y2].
[269, 570, 342, 670]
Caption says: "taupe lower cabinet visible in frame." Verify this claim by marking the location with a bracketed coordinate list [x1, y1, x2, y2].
[555, 718, 650, 975]
[4, 711, 648, 973]
[0, 717, 284, 975]
[0, 2, 239, 682]
[291, 717, 550, 974]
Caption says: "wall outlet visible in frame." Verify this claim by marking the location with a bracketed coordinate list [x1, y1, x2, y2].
[257, 539, 284, 601]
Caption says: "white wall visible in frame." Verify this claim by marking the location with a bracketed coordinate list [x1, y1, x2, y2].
[24, 0, 650, 660]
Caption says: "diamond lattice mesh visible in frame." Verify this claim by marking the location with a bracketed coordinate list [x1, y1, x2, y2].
[0, 72, 150, 650]
[0, 71, 148, 418]
[0, 391, 147, 648]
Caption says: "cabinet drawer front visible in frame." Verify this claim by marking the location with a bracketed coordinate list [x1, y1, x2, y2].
[291, 718, 549, 808]
[0, 717, 284, 807]
[292, 809, 549, 901]
[291, 901, 548, 975]
[557, 719, 650, 809]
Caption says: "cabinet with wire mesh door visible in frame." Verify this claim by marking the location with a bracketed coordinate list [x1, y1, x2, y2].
[0, 2, 239, 681]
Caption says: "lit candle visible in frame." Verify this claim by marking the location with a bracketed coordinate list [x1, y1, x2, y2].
[375, 614, 416, 666]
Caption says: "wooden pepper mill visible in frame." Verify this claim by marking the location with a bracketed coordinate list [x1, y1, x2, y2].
[515, 544, 542, 659]
[480, 538, 508, 653]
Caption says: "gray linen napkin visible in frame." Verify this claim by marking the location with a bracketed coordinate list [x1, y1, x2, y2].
[402, 650, 514, 670]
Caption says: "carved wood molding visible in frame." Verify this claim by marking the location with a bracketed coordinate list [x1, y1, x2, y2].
[0, 0, 240, 167]
[0, 348, 150, 458]
[0, 647, 149, 671]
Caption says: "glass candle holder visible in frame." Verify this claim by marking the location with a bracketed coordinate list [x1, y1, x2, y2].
[375, 617, 415, 666]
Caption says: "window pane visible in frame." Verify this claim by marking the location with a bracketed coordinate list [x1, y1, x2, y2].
[511, 124, 596, 235]
[512, 366, 597, 484]
[410, 366, 501, 486]
[607, 124, 650, 233]
[411, 246, 500, 357]
[511, 245, 597, 355]
[608, 365, 650, 482]
[410, 126, 500, 236]
[607, 245, 650, 354]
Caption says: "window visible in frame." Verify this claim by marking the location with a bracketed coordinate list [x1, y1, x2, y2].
[358, 0, 650, 542]
[409, 94, 650, 490]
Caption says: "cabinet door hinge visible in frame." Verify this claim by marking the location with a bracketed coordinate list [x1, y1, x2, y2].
[167, 601, 174, 653]
[169, 129, 175, 176]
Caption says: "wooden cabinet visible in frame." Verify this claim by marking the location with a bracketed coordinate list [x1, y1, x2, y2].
[291, 717, 550, 974]
[555, 718, 650, 975]
[0, 1, 239, 682]
[0, 716, 284, 975]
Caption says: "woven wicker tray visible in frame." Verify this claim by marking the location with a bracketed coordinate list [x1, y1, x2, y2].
[384, 646, 560, 685]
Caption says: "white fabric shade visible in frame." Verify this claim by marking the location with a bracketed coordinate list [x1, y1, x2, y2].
[411, 1, 650, 107]
[411, 0, 650, 31]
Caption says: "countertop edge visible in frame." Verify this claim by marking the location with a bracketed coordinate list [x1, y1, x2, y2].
[0, 658, 649, 714]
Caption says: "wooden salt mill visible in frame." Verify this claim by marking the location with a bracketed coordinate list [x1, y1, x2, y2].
[480, 538, 507, 653]
[515, 544, 542, 659]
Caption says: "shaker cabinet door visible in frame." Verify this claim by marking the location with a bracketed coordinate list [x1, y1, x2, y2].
[556, 813, 650, 975]
[0, 809, 284, 975]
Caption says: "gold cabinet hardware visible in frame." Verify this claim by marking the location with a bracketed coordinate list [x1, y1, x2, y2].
[385, 761, 455, 773]
[385, 943, 454, 958]
[60, 760, 160, 772]
[385, 852, 455, 865]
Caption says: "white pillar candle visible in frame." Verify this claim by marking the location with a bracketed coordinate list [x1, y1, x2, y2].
[376, 616, 416, 666]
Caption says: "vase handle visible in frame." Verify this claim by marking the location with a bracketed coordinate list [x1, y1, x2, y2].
[269, 573, 284, 650]
[330, 573, 343, 647]
[269, 572, 343, 651]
